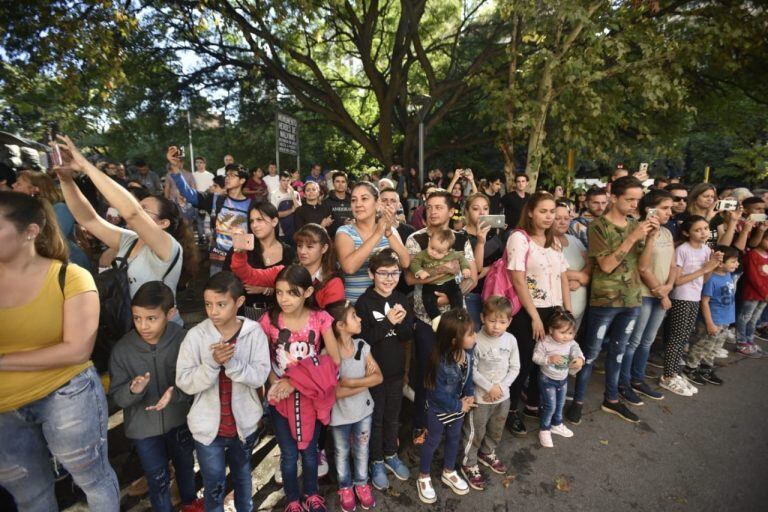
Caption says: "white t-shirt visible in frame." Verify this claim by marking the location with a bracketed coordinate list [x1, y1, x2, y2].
[193, 170, 214, 193]
[270, 189, 301, 236]
[215, 166, 227, 177]
[263, 174, 281, 195]
[506, 231, 569, 308]
[117, 230, 182, 298]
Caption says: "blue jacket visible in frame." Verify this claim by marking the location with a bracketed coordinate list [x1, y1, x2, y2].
[426, 349, 475, 414]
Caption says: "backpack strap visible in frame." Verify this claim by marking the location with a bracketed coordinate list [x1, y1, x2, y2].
[354, 339, 365, 360]
[114, 237, 140, 270]
[58, 262, 69, 295]
[213, 194, 227, 220]
[161, 247, 181, 283]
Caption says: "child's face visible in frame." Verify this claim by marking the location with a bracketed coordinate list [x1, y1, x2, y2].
[131, 305, 174, 344]
[481, 312, 512, 338]
[462, 326, 477, 350]
[550, 324, 576, 344]
[687, 220, 710, 244]
[722, 256, 739, 273]
[427, 238, 450, 260]
[341, 309, 362, 335]
[370, 264, 400, 296]
[275, 280, 312, 315]
[203, 290, 245, 327]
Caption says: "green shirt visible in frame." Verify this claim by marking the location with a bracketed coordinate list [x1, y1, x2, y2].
[588, 216, 643, 308]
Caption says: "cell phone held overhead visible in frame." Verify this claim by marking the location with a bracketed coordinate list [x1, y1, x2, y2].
[715, 199, 738, 212]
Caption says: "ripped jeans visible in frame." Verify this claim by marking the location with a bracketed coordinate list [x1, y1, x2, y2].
[0, 366, 119, 512]
[331, 415, 372, 489]
[195, 432, 259, 512]
[573, 306, 640, 403]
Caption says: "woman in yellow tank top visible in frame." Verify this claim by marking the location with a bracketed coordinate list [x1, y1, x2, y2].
[0, 191, 119, 511]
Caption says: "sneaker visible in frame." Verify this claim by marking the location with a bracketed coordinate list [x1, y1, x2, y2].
[550, 423, 574, 438]
[180, 498, 205, 512]
[303, 494, 327, 512]
[630, 381, 664, 400]
[539, 430, 553, 448]
[461, 465, 487, 491]
[714, 348, 729, 359]
[318, 449, 329, 478]
[477, 452, 507, 474]
[677, 374, 698, 394]
[337, 488, 356, 512]
[384, 454, 410, 481]
[284, 501, 304, 512]
[659, 376, 692, 396]
[417, 475, 436, 504]
[682, 366, 706, 386]
[699, 365, 724, 385]
[522, 406, 539, 419]
[565, 402, 583, 425]
[506, 410, 527, 437]
[618, 386, 644, 406]
[354, 484, 375, 510]
[370, 461, 389, 491]
[737, 343, 762, 358]
[441, 470, 469, 496]
[412, 428, 428, 446]
[601, 400, 640, 423]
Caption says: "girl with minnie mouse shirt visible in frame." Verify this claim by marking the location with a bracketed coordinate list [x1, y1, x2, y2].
[258, 265, 340, 512]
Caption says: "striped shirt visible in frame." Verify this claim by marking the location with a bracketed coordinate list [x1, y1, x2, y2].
[336, 223, 393, 303]
[217, 328, 241, 438]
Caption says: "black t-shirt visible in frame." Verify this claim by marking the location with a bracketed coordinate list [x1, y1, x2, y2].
[486, 192, 503, 215]
[466, 228, 506, 294]
[294, 201, 332, 230]
[501, 192, 530, 229]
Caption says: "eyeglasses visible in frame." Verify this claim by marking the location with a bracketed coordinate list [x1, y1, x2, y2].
[672, 197, 687, 202]
[142, 207, 160, 217]
[374, 270, 402, 279]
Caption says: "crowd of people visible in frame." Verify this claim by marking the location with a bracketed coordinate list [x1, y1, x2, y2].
[1, 137, 767, 512]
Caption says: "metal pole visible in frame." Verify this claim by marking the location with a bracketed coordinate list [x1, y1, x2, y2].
[186, 108, 194, 170]
[296, 118, 300, 172]
[275, 113, 280, 172]
[418, 120, 425, 186]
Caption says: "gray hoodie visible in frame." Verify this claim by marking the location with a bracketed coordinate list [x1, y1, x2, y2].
[175, 317, 270, 445]
[109, 322, 190, 440]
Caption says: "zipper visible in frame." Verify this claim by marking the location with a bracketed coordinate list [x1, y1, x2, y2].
[150, 346, 165, 434]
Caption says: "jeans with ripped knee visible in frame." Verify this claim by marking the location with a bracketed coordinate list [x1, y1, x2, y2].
[574, 306, 640, 403]
[195, 432, 258, 512]
[332, 415, 373, 488]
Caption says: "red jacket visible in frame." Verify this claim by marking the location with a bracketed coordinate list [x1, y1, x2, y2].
[230, 252, 345, 308]
[741, 249, 768, 301]
[269, 355, 338, 449]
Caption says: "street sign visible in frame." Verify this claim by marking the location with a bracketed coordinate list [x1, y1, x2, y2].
[275, 112, 300, 171]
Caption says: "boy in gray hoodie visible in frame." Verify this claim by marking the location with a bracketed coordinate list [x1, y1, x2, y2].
[109, 281, 201, 512]
[176, 272, 271, 512]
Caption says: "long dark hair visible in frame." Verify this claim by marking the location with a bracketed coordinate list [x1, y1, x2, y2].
[424, 309, 474, 390]
[267, 264, 317, 328]
[152, 195, 198, 283]
[0, 191, 69, 262]
[293, 223, 338, 288]
[517, 191, 556, 248]
[246, 200, 280, 262]
[677, 214, 708, 246]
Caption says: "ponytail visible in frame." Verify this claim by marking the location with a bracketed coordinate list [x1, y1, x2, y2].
[0, 191, 69, 262]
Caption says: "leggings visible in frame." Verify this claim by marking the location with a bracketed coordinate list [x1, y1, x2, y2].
[664, 299, 699, 378]
[508, 307, 555, 410]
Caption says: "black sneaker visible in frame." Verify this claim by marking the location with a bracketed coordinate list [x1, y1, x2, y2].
[631, 380, 664, 400]
[506, 411, 527, 437]
[565, 402, 583, 425]
[618, 386, 644, 406]
[682, 366, 706, 386]
[522, 406, 539, 419]
[601, 400, 640, 423]
[699, 365, 724, 386]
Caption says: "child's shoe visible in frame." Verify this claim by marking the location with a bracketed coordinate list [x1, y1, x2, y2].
[460, 465, 487, 491]
[737, 343, 762, 358]
[337, 488, 356, 512]
[550, 423, 574, 438]
[180, 498, 205, 512]
[441, 470, 469, 495]
[506, 410, 527, 436]
[682, 366, 706, 386]
[565, 402, 583, 425]
[631, 380, 664, 400]
[539, 430, 554, 448]
[303, 494, 327, 512]
[417, 475, 437, 504]
[370, 461, 389, 490]
[284, 501, 304, 512]
[477, 451, 507, 474]
[699, 364, 724, 385]
[677, 375, 698, 394]
[412, 428, 428, 446]
[354, 484, 375, 510]
[318, 449, 329, 478]
[384, 454, 410, 480]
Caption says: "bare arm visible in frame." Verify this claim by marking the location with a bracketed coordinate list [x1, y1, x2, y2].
[336, 354, 383, 398]
[561, 271, 572, 312]
[638, 232, 661, 290]
[335, 225, 388, 275]
[58, 175, 124, 249]
[700, 296, 716, 331]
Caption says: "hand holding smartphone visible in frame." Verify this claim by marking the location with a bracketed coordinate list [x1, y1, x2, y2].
[479, 215, 505, 229]
[232, 233, 255, 252]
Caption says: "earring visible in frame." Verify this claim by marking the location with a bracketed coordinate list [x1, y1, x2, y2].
[27, 236, 32, 240]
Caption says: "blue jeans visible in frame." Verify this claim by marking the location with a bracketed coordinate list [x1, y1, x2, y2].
[133, 425, 197, 512]
[538, 374, 567, 431]
[332, 415, 372, 488]
[195, 433, 258, 512]
[419, 406, 463, 475]
[465, 292, 482, 332]
[574, 306, 640, 402]
[621, 297, 667, 387]
[269, 405, 320, 503]
[0, 366, 119, 512]
[736, 300, 767, 344]
[413, 319, 436, 430]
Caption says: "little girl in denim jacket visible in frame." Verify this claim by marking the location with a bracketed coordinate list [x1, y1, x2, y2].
[417, 309, 477, 504]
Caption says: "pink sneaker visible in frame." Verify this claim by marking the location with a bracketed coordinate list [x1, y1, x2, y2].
[354, 484, 376, 510]
[338, 487, 356, 512]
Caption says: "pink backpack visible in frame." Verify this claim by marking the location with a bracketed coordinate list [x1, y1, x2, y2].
[480, 229, 530, 316]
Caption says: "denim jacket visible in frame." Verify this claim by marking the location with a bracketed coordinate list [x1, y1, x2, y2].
[426, 349, 475, 414]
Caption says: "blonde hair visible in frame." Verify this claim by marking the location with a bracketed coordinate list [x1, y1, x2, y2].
[17, 170, 63, 204]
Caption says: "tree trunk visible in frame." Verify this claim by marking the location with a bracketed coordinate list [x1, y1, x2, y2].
[524, 62, 554, 192]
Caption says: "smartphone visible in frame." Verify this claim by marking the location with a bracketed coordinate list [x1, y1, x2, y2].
[178, 145, 185, 158]
[47, 123, 62, 166]
[646, 207, 658, 218]
[715, 199, 738, 212]
[232, 233, 255, 252]
[479, 215, 506, 229]
[639, 162, 648, 173]
[749, 213, 767, 222]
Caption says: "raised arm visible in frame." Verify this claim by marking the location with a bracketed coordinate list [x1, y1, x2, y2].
[593, 219, 654, 274]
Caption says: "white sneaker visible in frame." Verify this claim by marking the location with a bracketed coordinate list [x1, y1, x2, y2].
[550, 423, 574, 438]
[676, 375, 698, 394]
[441, 470, 469, 495]
[659, 376, 692, 397]
[714, 348, 729, 359]
[318, 449, 329, 478]
[417, 476, 436, 504]
[539, 430, 554, 448]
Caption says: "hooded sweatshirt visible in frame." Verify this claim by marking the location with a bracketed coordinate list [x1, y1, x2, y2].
[175, 317, 271, 445]
[109, 322, 190, 440]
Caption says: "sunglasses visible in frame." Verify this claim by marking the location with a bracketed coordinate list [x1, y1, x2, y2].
[672, 197, 687, 202]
